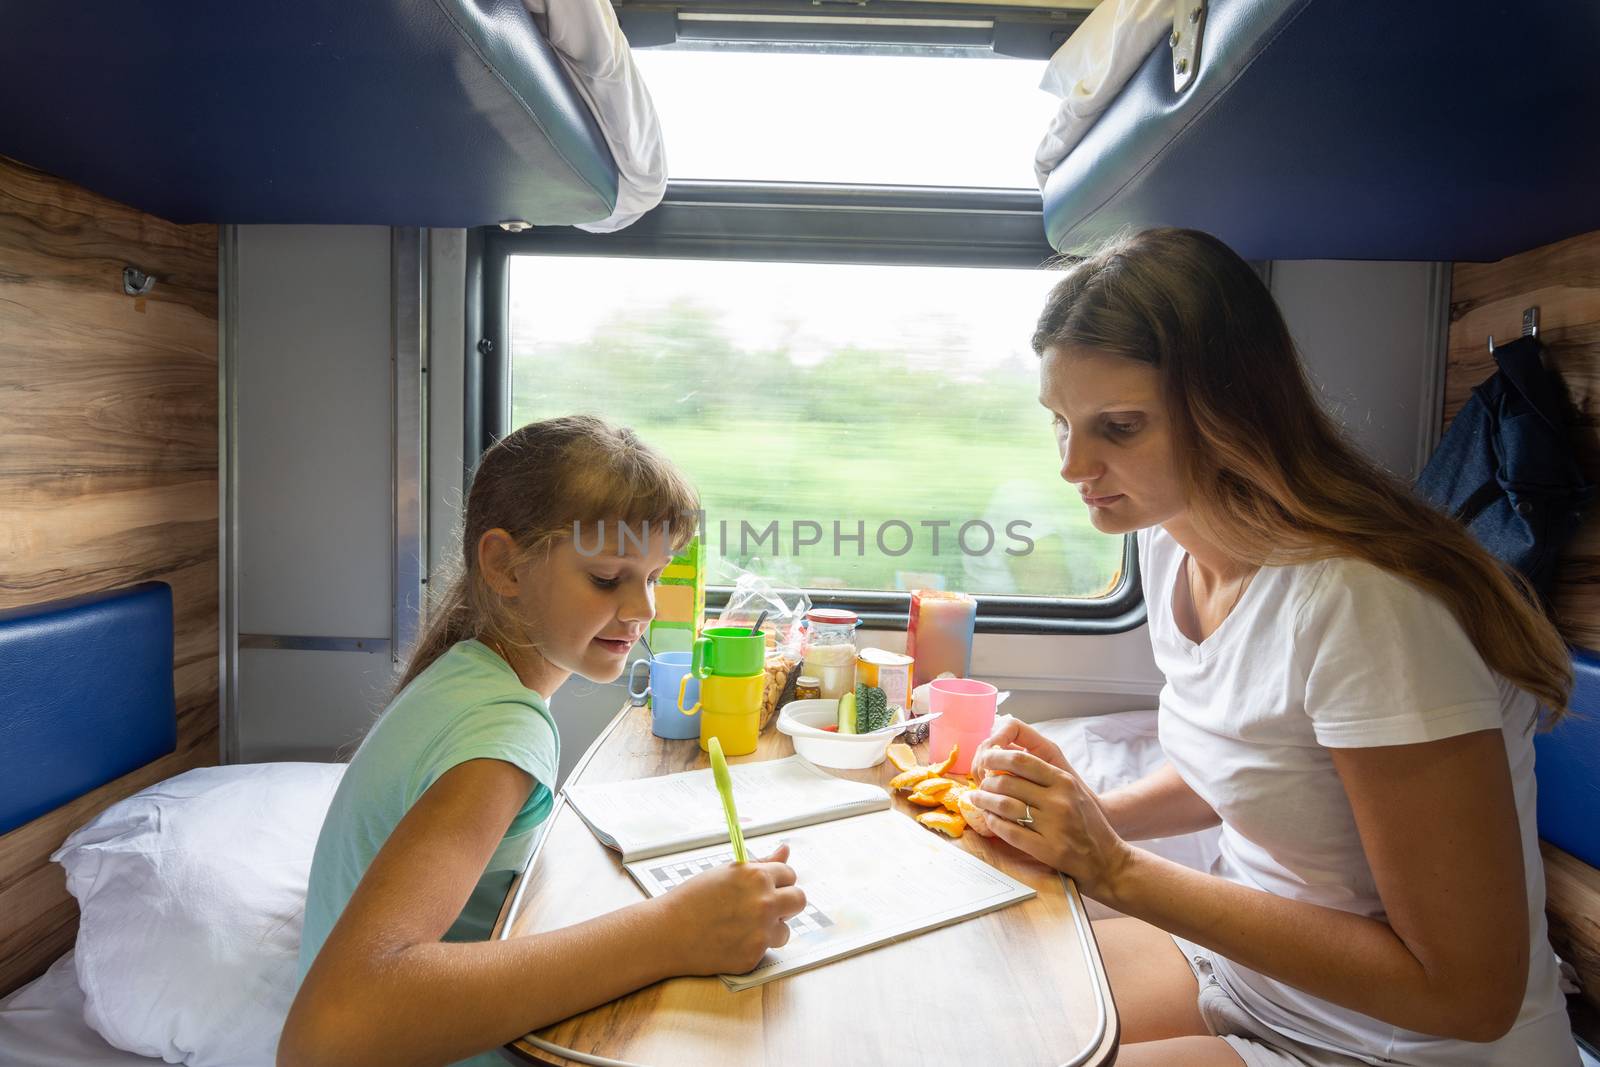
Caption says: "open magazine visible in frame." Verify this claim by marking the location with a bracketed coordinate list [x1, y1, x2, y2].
[563, 755, 889, 863]
[564, 758, 1036, 990]
[626, 810, 1035, 990]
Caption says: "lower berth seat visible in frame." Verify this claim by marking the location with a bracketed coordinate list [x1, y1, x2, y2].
[1538, 648, 1600, 1052]
[0, 618, 1595, 1063]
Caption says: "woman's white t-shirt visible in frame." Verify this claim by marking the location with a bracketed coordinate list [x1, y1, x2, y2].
[1138, 526, 1575, 1066]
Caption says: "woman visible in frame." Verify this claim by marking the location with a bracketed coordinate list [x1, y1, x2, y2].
[967, 229, 1578, 1066]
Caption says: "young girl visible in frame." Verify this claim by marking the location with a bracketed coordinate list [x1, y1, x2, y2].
[968, 229, 1579, 1066]
[278, 416, 805, 1067]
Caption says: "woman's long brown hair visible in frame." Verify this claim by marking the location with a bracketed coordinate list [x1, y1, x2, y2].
[1033, 228, 1571, 722]
[396, 414, 700, 693]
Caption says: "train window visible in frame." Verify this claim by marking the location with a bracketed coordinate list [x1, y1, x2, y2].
[633, 49, 1057, 190]
[501, 251, 1127, 611]
[477, 34, 1141, 630]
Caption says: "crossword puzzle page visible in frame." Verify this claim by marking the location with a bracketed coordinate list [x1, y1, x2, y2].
[624, 809, 1034, 990]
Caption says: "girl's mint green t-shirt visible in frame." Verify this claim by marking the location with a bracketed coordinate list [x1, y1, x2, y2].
[296, 639, 559, 1065]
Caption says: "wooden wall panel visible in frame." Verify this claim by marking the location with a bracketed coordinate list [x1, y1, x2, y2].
[1543, 843, 1600, 1040]
[1446, 228, 1600, 648]
[0, 156, 218, 995]
[1447, 230, 1600, 1044]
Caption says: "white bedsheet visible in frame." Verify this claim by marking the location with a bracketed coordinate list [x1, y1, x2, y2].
[0, 953, 158, 1067]
[1033, 0, 1170, 188]
[523, 0, 667, 233]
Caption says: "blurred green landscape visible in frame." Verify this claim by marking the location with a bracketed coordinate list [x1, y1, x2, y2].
[509, 280, 1124, 599]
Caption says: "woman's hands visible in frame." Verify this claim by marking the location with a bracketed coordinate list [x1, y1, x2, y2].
[970, 716, 1070, 781]
[963, 715, 1067, 838]
[658, 845, 806, 976]
[968, 719, 1135, 902]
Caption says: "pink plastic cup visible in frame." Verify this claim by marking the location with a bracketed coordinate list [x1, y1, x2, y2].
[927, 678, 997, 775]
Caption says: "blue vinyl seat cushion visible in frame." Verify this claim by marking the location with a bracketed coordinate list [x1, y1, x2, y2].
[1535, 647, 1600, 868]
[0, 583, 178, 835]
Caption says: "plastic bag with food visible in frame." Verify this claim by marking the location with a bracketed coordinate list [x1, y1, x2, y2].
[715, 561, 810, 656]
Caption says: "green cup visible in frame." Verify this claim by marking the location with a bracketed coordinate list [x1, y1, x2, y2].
[692, 626, 766, 679]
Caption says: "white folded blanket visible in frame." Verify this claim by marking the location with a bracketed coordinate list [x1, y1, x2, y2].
[523, 0, 668, 232]
[1033, 0, 1171, 188]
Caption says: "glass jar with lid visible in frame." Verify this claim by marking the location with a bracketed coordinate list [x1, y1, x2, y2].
[802, 608, 859, 700]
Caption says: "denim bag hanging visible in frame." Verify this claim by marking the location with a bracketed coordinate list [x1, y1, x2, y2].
[1415, 335, 1591, 602]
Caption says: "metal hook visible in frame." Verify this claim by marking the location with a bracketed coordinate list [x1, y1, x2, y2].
[122, 266, 156, 297]
[1488, 305, 1540, 354]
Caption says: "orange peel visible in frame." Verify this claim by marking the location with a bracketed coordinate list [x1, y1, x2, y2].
[917, 810, 966, 837]
[909, 776, 956, 800]
[885, 743, 919, 773]
[889, 766, 939, 791]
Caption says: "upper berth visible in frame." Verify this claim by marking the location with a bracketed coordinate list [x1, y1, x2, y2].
[0, 0, 629, 228]
[1039, 0, 1600, 261]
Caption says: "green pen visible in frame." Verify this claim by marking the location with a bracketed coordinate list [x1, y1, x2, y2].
[708, 736, 749, 864]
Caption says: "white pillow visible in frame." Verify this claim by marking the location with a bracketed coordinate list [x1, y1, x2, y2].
[51, 762, 345, 1067]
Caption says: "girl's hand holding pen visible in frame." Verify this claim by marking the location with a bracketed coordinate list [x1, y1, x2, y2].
[658, 845, 806, 976]
[968, 719, 1133, 902]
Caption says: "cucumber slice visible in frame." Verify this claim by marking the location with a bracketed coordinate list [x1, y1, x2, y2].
[837, 691, 857, 734]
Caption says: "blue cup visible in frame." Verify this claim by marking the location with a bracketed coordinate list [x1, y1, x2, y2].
[627, 651, 700, 740]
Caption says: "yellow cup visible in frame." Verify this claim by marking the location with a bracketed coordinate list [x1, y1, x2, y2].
[683, 671, 762, 755]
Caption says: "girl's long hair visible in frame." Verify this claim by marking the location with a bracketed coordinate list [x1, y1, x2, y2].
[1033, 228, 1571, 721]
[396, 414, 700, 693]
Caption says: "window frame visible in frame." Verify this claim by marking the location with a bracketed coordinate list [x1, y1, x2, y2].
[470, 180, 1144, 635]
[610, 1, 1089, 60]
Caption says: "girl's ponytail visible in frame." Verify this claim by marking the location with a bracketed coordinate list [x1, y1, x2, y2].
[395, 566, 474, 692]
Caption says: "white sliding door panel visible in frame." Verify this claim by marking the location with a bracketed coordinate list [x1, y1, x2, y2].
[237, 226, 392, 639]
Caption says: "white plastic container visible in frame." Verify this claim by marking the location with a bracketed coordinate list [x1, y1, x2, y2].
[802, 641, 856, 700]
[802, 607, 859, 700]
[776, 698, 903, 770]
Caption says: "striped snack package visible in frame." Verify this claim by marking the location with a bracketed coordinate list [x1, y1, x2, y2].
[646, 536, 705, 655]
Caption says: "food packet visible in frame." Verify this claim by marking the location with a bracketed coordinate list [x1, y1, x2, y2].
[906, 589, 976, 686]
[714, 560, 811, 659]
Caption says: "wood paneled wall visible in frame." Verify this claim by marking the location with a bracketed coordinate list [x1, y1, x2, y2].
[1446, 228, 1600, 1037]
[0, 157, 219, 995]
[1445, 229, 1600, 647]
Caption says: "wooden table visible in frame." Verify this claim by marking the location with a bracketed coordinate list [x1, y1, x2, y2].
[493, 703, 1119, 1067]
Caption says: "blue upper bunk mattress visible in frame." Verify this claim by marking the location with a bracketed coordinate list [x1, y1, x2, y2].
[1042, 0, 1600, 262]
[0, 1, 619, 228]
